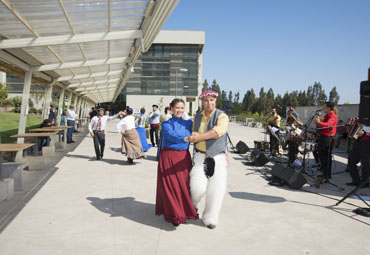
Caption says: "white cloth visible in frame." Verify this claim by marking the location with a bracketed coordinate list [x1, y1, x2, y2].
[182, 112, 190, 120]
[162, 113, 172, 121]
[66, 109, 78, 121]
[116, 115, 136, 132]
[88, 114, 118, 132]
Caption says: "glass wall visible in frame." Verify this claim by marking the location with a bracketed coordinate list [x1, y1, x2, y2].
[124, 44, 200, 97]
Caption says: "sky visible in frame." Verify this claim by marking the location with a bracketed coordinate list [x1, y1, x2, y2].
[162, 0, 370, 104]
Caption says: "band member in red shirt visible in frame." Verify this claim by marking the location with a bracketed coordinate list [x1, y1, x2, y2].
[314, 101, 338, 180]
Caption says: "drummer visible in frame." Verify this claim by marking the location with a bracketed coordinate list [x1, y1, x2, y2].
[286, 106, 303, 164]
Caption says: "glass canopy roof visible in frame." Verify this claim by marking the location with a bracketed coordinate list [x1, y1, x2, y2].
[0, 0, 179, 103]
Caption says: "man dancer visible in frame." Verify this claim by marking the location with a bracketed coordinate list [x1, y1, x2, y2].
[266, 108, 281, 155]
[187, 90, 229, 229]
[66, 105, 78, 144]
[148, 104, 160, 147]
[314, 101, 337, 181]
[89, 108, 121, 160]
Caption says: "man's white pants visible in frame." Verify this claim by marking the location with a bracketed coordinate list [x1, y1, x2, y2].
[190, 152, 228, 226]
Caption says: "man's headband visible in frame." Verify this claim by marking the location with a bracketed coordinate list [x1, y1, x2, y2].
[199, 90, 218, 100]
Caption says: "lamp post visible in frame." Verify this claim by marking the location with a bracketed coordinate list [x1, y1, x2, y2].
[175, 68, 188, 98]
[181, 85, 189, 99]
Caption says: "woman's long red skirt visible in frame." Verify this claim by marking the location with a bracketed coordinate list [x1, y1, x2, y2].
[155, 147, 199, 224]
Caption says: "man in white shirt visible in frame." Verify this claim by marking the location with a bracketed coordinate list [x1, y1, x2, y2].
[66, 105, 78, 144]
[89, 108, 121, 160]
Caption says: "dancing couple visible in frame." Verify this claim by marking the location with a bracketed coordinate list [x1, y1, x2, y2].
[155, 90, 229, 229]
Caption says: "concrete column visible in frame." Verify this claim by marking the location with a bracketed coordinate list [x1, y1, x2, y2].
[16, 71, 32, 161]
[0, 71, 6, 84]
[67, 92, 74, 108]
[42, 83, 54, 121]
[76, 96, 82, 117]
[57, 86, 65, 125]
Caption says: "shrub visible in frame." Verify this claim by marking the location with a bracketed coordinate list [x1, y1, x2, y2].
[0, 99, 15, 108]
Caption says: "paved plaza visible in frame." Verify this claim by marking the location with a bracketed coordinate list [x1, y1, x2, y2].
[0, 121, 369, 255]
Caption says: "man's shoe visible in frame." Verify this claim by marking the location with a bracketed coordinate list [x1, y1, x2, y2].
[127, 158, 133, 164]
[100, 154, 103, 159]
[96, 157, 101, 160]
[71, 141, 76, 143]
[346, 182, 360, 186]
[172, 223, 179, 227]
[207, 224, 216, 229]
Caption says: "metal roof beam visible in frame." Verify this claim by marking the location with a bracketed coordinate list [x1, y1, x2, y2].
[56, 70, 122, 81]
[0, 50, 31, 71]
[0, 30, 142, 49]
[68, 78, 120, 88]
[75, 83, 117, 92]
[31, 57, 127, 72]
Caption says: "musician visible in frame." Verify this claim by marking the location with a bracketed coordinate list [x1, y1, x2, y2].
[286, 108, 303, 163]
[266, 108, 281, 155]
[346, 126, 370, 186]
[314, 101, 337, 180]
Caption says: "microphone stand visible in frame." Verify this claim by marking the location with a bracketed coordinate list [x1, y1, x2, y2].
[301, 112, 316, 174]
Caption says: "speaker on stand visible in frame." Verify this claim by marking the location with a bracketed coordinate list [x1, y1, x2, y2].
[359, 80, 370, 125]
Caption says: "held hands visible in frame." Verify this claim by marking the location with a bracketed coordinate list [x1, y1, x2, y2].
[185, 132, 201, 143]
[90, 131, 94, 137]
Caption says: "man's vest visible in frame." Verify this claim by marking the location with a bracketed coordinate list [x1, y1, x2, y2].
[193, 109, 227, 158]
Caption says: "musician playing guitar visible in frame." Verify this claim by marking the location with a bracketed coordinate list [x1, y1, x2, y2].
[286, 106, 303, 164]
[266, 108, 281, 155]
[346, 121, 370, 186]
[314, 101, 337, 181]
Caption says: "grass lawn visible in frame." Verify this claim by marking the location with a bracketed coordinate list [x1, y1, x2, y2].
[0, 112, 42, 143]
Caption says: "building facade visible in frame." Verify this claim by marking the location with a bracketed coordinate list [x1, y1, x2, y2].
[123, 30, 205, 116]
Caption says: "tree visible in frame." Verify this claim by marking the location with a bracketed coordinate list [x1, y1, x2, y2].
[0, 82, 8, 100]
[312, 82, 327, 106]
[329, 86, 340, 104]
[233, 92, 240, 103]
[202, 79, 209, 92]
[242, 88, 256, 113]
[228, 91, 233, 102]
[211, 79, 223, 109]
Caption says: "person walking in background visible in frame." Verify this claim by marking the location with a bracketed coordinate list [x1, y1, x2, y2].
[335, 120, 345, 148]
[66, 105, 78, 144]
[48, 105, 57, 126]
[117, 106, 146, 163]
[148, 104, 160, 147]
[60, 110, 67, 126]
[136, 108, 152, 152]
[162, 106, 172, 121]
[155, 98, 198, 227]
[89, 108, 121, 160]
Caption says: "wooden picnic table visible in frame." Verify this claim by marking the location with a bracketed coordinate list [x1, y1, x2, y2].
[11, 132, 57, 156]
[0, 143, 34, 180]
[30, 128, 65, 132]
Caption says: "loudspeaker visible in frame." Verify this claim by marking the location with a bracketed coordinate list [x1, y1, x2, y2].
[250, 149, 269, 166]
[359, 81, 370, 125]
[236, 141, 249, 154]
[271, 164, 306, 189]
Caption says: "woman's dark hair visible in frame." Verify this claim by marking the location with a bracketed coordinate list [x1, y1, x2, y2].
[324, 101, 334, 110]
[170, 98, 185, 108]
[126, 106, 133, 115]
[164, 106, 170, 114]
[140, 108, 145, 114]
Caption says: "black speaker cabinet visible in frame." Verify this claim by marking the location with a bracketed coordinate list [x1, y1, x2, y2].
[359, 95, 370, 126]
[236, 141, 249, 154]
[360, 80, 370, 95]
[271, 164, 306, 189]
[250, 149, 269, 166]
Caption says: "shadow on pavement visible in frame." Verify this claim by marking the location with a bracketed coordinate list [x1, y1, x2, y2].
[86, 197, 203, 231]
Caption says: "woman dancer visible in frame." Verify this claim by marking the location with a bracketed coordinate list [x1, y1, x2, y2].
[135, 108, 152, 152]
[155, 99, 198, 226]
[116, 106, 145, 163]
